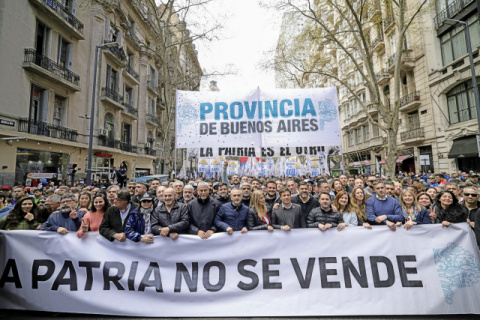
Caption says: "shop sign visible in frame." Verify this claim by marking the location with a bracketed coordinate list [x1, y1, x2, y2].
[95, 152, 113, 158]
[0, 119, 15, 127]
[26, 173, 58, 179]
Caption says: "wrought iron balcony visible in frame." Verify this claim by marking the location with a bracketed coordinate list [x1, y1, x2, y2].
[371, 35, 385, 52]
[101, 87, 123, 103]
[98, 137, 118, 149]
[120, 142, 137, 153]
[122, 102, 138, 117]
[125, 64, 139, 80]
[18, 118, 78, 142]
[24, 49, 80, 86]
[401, 127, 425, 142]
[147, 79, 158, 93]
[146, 113, 159, 124]
[104, 44, 127, 64]
[145, 145, 156, 156]
[31, 0, 84, 36]
[375, 69, 390, 84]
[434, 0, 475, 29]
[400, 91, 421, 107]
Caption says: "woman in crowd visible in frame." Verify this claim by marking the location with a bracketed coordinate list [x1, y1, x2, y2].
[331, 179, 344, 198]
[125, 193, 155, 243]
[398, 190, 431, 230]
[433, 191, 468, 227]
[247, 190, 274, 231]
[0, 197, 38, 230]
[426, 187, 438, 204]
[77, 193, 110, 238]
[76, 191, 92, 214]
[332, 190, 357, 229]
[349, 187, 372, 229]
[417, 192, 433, 209]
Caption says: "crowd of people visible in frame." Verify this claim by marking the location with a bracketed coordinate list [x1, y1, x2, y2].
[0, 163, 479, 249]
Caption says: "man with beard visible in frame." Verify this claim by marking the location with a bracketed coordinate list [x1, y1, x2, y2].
[132, 182, 148, 204]
[264, 180, 279, 214]
[240, 182, 252, 207]
[188, 182, 220, 239]
[339, 174, 353, 194]
[307, 192, 344, 231]
[181, 185, 195, 205]
[251, 179, 261, 191]
[385, 181, 396, 197]
[214, 182, 230, 205]
[292, 181, 319, 222]
[151, 188, 189, 240]
[214, 188, 248, 234]
[393, 182, 403, 198]
[364, 175, 377, 197]
[40, 193, 85, 234]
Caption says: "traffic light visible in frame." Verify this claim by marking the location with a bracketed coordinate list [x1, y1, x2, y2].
[68, 163, 77, 175]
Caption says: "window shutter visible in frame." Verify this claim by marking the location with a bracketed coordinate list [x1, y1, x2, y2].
[106, 65, 112, 88]
[105, 18, 111, 40]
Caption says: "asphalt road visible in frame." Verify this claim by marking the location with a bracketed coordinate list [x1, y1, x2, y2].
[0, 311, 478, 320]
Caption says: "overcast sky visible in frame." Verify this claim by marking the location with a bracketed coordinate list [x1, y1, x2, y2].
[194, 0, 282, 91]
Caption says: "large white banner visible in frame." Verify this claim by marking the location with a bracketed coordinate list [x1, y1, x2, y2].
[176, 87, 341, 153]
[1, 224, 480, 317]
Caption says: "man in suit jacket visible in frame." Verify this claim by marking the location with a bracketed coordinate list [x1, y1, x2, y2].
[272, 188, 306, 230]
[100, 190, 139, 242]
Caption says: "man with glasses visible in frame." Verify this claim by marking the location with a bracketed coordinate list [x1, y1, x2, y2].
[127, 182, 136, 196]
[40, 193, 84, 235]
[364, 176, 377, 197]
[462, 186, 479, 230]
[366, 181, 403, 231]
[100, 190, 138, 242]
[125, 193, 155, 244]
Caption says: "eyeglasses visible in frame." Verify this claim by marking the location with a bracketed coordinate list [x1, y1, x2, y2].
[464, 193, 478, 197]
[127, 186, 135, 189]
[61, 200, 72, 204]
[141, 200, 153, 203]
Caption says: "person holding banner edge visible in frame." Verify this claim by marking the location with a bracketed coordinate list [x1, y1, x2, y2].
[214, 188, 248, 234]
[151, 188, 189, 240]
[248, 190, 274, 232]
[272, 188, 305, 230]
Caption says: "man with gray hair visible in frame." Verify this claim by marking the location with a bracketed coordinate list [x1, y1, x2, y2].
[188, 182, 220, 239]
[173, 181, 184, 202]
[151, 188, 189, 240]
[55, 186, 70, 196]
[240, 182, 252, 207]
[45, 194, 61, 212]
[40, 193, 84, 234]
[100, 190, 139, 242]
[181, 184, 195, 205]
[107, 185, 120, 206]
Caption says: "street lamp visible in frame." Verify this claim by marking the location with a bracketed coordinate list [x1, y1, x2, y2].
[445, 19, 480, 141]
[85, 42, 119, 186]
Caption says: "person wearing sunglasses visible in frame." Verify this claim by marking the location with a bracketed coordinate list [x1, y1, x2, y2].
[125, 193, 155, 244]
[461, 186, 479, 230]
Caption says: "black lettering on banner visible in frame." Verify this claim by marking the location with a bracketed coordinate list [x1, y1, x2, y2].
[200, 148, 213, 157]
[262, 259, 282, 289]
[200, 123, 208, 135]
[292, 119, 301, 132]
[342, 257, 368, 288]
[32, 259, 55, 289]
[78, 261, 100, 291]
[264, 121, 272, 133]
[128, 261, 139, 291]
[203, 261, 226, 292]
[237, 259, 259, 291]
[174, 262, 198, 292]
[310, 118, 318, 131]
[301, 118, 310, 131]
[240, 121, 248, 134]
[319, 257, 340, 289]
[52, 260, 77, 291]
[277, 120, 286, 132]
[370, 256, 395, 288]
[221, 122, 229, 134]
[103, 262, 125, 290]
[0, 259, 22, 288]
[209, 123, 217, 135]
[397, 256, 423, 288]
[139, 262, 163, 292]
[290, 258, 315, 289]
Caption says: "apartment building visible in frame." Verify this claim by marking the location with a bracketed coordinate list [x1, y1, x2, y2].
[0, 0, 202, 185]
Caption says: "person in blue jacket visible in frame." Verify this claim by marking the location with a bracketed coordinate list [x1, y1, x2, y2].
[366, 181, 404, 231]
[397, 190, 431, 230]
[125, 193, 155, 244]
[40, 193, 85, 234]
[214, 188, 248, 235]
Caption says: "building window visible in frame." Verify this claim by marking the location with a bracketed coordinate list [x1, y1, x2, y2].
[364, 125, 370, 141]
[122, 122, 132, 144]
[349, 132, 354, 146]
[106, 65, 119, 92]
[447, 77, 479, 124]
[441, 13, 480, 66]
[35, 20, 49, 56]
[30, 85, 48, 124]
[57, 36, 72, 69]
[407, 111, 420, 130]
[148, 97, 156, 115]
[53, 95, 65, 126]
[356, 128, 362, 144]
[124, 86, 134, 106]
[104, 112, 115, 140]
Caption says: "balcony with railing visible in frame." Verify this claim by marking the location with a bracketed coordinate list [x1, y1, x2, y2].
[124, 64, 139, 83]
[103, 44, 127, 67]
[124, 29, 141, 49]
[146, 113, 159, 126]
[433, 0, 476, 29]
[145, 144, 156, 156]
[121, 102, 138, 119]
[23, 49, 80, 91]
[147, 80, 159, 95]
[100, 87, 124, 110]
[371, 35, 385, 53]
[120, 142, 137, 153]
[400, 127, 425, 142]
[29, 0, 84, 39]
[375, 69, 390, 85]
[399, 91, 421, 112]
[98, 137, 118, 149]
[18, 118, 78, 142]
[387, 51, 415, 73]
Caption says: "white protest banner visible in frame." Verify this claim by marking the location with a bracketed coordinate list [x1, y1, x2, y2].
[227, 160, 239, 175]
[196, 145, 340, 158]
[1, 225, 480, 317]
[176, 87, 341, 149]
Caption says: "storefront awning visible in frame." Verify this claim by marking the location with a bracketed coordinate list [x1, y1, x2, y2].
[448, 136, 478, 158]
[396, 155, 413, 164]
[379, 159, 386, 165]
[363, 160, 370, 166]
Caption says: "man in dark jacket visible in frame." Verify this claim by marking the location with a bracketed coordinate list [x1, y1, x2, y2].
[264, 180, 279, 214]
[240, 182, 252, 207]
[307, 192, 344, 231]
[188, 182, 220, 239]
[272, 188, 306, 230]
[100, 190, 138, 242]
[151, 188, 189, 240]
[213, 183, 230, 205]
[292, 181, 319, 221]
[462, 186, 479, 230]
[214, 189, 248, 234]
[131, 182, 148, 204]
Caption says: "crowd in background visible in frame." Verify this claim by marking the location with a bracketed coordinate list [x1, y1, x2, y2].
[0, 163, 478, 249]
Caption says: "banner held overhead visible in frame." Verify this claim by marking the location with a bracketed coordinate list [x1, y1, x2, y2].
[176, 87, 341, 149]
